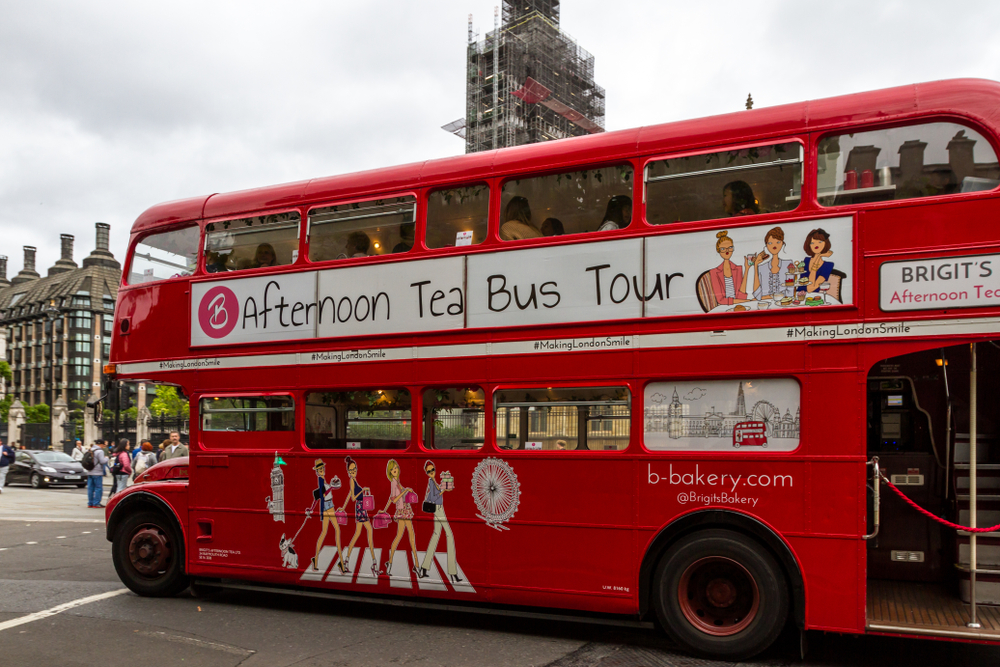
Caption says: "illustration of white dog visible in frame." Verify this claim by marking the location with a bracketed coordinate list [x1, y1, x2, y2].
[279, 534, 298, 569]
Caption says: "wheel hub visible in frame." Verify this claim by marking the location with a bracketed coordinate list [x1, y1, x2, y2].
[128, 526, 171, 576]
[678, 556, 760, 636]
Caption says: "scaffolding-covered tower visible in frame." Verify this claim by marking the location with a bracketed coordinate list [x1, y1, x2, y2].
[464, 1, 605, 153]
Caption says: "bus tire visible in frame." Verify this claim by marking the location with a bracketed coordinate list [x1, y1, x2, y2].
[652, 529, 788, 660]
[112, 510, 189, 597]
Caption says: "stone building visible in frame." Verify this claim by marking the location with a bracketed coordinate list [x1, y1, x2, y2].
[0, 224, 121, 415]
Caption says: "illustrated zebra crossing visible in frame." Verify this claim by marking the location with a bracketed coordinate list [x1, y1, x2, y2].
[300, 546, 475, 593]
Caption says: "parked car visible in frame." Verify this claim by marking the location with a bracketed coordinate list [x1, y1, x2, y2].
[4, 450, 88, 488]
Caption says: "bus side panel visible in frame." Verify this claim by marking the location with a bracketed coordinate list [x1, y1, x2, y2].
[116, 282, 192, 364]
[486, 457, 634, 613]
[789, 536, 860, 633]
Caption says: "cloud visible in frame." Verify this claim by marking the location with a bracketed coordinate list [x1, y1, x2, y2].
[2, 0, 999, 275]
[649, 392, 667, 405]
[685, 388, 708, 401]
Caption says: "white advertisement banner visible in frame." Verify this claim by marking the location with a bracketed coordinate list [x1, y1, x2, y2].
[646, 216, 854, 317]
[880, 254, 998, 311]
[191, 272, 318, 347]
[466, 238, 643, 328]
[316, 256, 465, 338]
[189, 217, 855, 346]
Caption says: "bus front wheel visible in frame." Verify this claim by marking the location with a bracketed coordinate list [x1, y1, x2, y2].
[652, 529, 788, 660]
[112, 511, 190, 597]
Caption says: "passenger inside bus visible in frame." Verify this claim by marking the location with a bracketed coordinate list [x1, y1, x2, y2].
[499, 196, 543, 241]
[252, 243, 277, 268]
[339, 231, 370, 259]
[392, 222, 415, 253]
[723, 181, 759, 216]
[204, 250, 231, 273]
[597, 195, 632, 231]
[540, 217, 564, 236]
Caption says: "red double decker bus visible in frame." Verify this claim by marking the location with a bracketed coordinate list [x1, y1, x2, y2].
[105, 79, 1000, 659]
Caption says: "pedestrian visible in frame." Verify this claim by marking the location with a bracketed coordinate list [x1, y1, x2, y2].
[133, 441, 158, 477]
[158, 440, 167, 459]
[84, 441, 108, 508]
[110, 439, 132, 497]
[0, 438, 15, 493]
[17, 442, 25, 450]
[159, 431, 189, 462]
[71, 439, 85, 461]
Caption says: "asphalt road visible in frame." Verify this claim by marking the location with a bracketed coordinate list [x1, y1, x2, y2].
[1, 484, 999, 667]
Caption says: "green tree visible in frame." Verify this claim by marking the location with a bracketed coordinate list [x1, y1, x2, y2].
[0, 395, 12, 423]
[149, 386, 189, 417]
[0, 360, 11, 386]
[25, 403, 50, 423]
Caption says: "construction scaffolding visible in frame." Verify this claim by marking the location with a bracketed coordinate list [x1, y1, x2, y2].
[464, 1, 605, 154]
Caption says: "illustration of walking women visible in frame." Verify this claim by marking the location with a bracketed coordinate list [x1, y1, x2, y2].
[417, 460, 462, 584]
[708, 230, 749, 305]
[310, 459, 344, 572]
[382, 459, 419, 577]
[802, 228, 834, 293]
[747, 226, 789, 301]
[341, 456, 379, 577]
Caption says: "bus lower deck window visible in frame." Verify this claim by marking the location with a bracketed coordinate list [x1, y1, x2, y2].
[494, 386, 630, 451]
[200, 396, 295, 432]
[305, 389, 411, 450]
[422, 387, 485, 450]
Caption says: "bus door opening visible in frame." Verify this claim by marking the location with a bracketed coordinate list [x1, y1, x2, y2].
[866, 368, 947, 583]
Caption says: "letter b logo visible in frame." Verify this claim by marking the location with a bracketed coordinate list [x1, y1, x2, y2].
[198, 286, 238, 339]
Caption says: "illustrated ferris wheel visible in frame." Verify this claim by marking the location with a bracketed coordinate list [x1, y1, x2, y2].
[472, 457, 521, 531]
[750, 400, 780, 435]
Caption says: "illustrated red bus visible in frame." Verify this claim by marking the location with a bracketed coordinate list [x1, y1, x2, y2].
[105, 79, 1000, 659]
[733, 421, 768, 449]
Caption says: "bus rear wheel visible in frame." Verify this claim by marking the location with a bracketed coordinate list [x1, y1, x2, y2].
[112, 511, 189, 597]
[653, 529, 788, 660]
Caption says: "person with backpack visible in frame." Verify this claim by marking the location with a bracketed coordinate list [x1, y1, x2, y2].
[0, 438, 15, 494]
[84, 441, 108, 508]
[110, 439, 132, 497]
[133, 441, 158, 478]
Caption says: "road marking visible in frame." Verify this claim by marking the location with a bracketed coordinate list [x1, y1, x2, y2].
[25, 542, 37, 545]
[0, 589, 129, 633]
[134, 630, 254, 657]
[57, 536, 66, 539]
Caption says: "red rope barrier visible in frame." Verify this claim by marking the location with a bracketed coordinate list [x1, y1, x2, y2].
[880, 473, 1000, 534]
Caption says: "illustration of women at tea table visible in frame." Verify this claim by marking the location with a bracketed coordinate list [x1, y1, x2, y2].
[340, 456, 379, 577]
[801, 228, 834, 293]
[382, 459, 419, 577]
[708, 230, 749, 306]
[310, 459, 344, 573]
[747, 226, 790, 301]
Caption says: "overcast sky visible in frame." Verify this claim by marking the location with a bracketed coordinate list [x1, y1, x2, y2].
[2, 0, 999, 276]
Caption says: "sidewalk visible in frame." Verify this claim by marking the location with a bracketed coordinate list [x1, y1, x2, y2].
[0, 476, 112, 523]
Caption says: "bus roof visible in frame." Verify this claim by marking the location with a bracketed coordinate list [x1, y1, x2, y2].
[131, 78, 1000, 235]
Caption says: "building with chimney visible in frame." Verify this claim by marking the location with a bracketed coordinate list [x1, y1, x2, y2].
[0, 224, 121, 410]
[459, 0, 605, 153]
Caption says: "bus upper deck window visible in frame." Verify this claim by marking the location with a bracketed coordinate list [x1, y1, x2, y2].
[645, 142, 802, 225]
[499, 164, 634, 240]
[308, 196, 417, 262]
[204, 212, 300, 273]
[817, 123, 999, 206]
[425, 185, 489, 249]
[494, 386, 630, 451]
[128, 225, 199, 285]
[422, 387, 485, 450]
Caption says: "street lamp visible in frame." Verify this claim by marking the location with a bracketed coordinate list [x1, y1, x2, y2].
[44, 298, 60, 321]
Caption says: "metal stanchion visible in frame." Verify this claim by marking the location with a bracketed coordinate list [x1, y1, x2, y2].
[968, 343, 980, 629]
